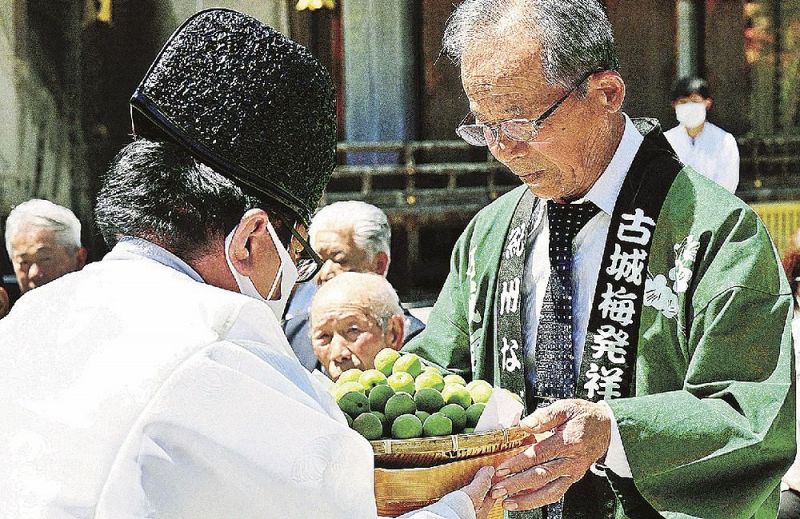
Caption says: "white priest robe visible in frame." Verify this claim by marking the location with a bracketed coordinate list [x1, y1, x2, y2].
[0, 239, 474, 519]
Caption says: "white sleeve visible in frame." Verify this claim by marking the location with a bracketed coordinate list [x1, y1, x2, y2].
[95, 340, 378, 519]
[392, 490, 476, 519]
[721, 133, 740, 194]
[598, 400, 633, 478]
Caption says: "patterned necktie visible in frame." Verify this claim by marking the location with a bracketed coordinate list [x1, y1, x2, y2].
[535, 200, 601, 402]
[534, 200, 600, 519]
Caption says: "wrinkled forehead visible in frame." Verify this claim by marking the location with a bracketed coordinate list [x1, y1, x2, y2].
[310, 222, 355, 247]
[461, 42, 552, 117]
[461, 40, 547, 91]
[310, 300, 374, 327]
[10, 226, 70, 252]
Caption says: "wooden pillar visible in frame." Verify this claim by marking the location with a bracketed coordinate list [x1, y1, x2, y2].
[419, 0, 467, 141]
[704, 0, 749, 135]
[772, 0, 782, 132]
[677, 0, 703, 78]
[606, 0, 675, 123]
[342, 1, 417, 163]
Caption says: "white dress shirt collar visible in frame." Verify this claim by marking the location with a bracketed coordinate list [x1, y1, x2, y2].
[580, 114, 643, 215]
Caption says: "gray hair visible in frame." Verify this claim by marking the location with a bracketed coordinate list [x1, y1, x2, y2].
[442, 0, 619, 92]
[312, 272, 403, 331]
[5, 199, 82, 255]
[309, 201, 391, 260]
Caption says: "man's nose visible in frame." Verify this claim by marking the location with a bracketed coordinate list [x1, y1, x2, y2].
[317, 260, 341, 284]
[28, 263, 43, 280]
[329, 336, 353, 361]
[491, 133, 530, 163]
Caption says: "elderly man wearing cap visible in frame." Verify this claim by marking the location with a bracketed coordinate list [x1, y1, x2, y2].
[0, 10, 493, 519]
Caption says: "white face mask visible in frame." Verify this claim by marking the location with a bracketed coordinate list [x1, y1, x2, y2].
[675, 102, 707, 129]
[224, 219, 299, 320]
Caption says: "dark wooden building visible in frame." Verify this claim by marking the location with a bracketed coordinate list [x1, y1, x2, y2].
[2, 0, 799, 302]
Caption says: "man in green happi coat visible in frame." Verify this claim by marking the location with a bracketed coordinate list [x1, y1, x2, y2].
[405, 1, 795, 518]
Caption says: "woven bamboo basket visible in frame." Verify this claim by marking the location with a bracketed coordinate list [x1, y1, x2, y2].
[372, 426, 533, 517]
[371, 425, 531, 468]
[374, 443, 529, 518]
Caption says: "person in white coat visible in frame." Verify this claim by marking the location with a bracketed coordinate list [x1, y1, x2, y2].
[664, 76, 740, 193]
[0, 9, 494, 519]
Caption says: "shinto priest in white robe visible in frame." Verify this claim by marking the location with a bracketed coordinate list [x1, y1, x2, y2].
[0, 238, 475, 519]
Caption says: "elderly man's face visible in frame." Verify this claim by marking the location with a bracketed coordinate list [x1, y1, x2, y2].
[311, 292, 402, 382]
[461, 42, 607, 201]
[312, 224, 380, 284]
[10, 227, 86, 293]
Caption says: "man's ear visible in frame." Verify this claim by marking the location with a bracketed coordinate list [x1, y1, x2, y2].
[229, 209, 270, 277]
[386, 314, 405, 350]
[76, 247, 88, 269]
[704, 97, 713, 112]
[373, 251, 390, 277]
[590, 70, 625, 114]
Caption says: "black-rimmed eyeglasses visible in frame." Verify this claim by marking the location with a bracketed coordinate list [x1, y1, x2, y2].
[456, 70, 597, 147]
[272, 213, 324, 284]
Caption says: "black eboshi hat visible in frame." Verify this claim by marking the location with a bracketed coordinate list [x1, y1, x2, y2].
[130, 8, 336, 225]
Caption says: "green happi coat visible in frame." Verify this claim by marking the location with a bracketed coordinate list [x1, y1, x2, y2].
[405, 120, 795, 519]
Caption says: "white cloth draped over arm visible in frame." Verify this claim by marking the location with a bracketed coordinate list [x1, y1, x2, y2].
[393, 491, 476, 519]
[95, 340, 476, 519]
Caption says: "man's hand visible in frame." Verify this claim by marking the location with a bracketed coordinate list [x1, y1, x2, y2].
[490, 399, 611, 511]
[460, 466, 496, 519]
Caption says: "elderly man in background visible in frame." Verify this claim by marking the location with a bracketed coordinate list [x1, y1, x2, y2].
[284, 200, 425, 370]
[405, 0, 794, 517]
[4, 198, 87, 295]
[0, 10, 492, 519]
[310, 272, 405, 381]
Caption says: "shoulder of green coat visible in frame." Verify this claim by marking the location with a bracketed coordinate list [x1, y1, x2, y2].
[665, 167, 754, 223]
[656, 168, 789, 306]
[462, 185, 528, 239]
[450, 185, 527, 269]
[479, 185, 529, 218]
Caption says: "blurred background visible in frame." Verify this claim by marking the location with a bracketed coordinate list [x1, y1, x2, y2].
[1, 0, 799, 304]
